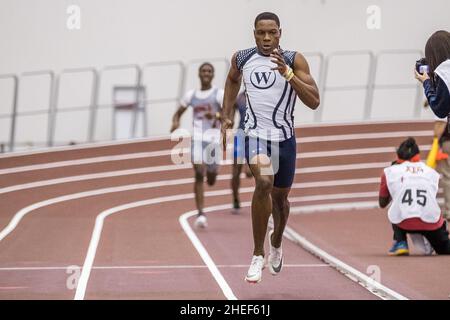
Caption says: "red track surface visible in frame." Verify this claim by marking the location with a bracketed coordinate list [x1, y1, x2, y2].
[0, 120, 449, 300]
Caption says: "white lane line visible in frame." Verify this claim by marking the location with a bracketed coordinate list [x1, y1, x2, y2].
[298, 162, 385, 173]
[0, 158, 388, 195]
[291, 177, 378, 188]
[0, 124, 431, 297]
[216, 264, 330, 268]
[283, 225, 409, 300]
[297, 130, 432, 143]
[0, 145, 388, 176]
[0, 174, 378, 244]
[0, 157, 404, 196]
[299, 145, 431, 159]
[0, 119, 432, 160]
[0, 169, 193, 195]
[0, 147, 389, 194]
[0, 182, 408, 299]
[0, 267, 72, 271]
[0, 179, 196, 242]
[0, 142, 426, 178]
[289, 192, 377, 203]
[0, 131, 432, 175]
[291, 197, 444, 214]
[0, 264, 329, 271]
[0, 163, 190, 180]
[0, 149, 180, 175]
[0, 134, 175, 159]
[180, 202, 408, 300]
[0, 164, 197, 195]
[74, 191, 388, 301]
[0, 173, 384, 244]
[180, 205, 238, 300]
[298, 119, 433, 128]
[0, 157, 445, 256]
[73, 187, 386, 300]
[0, 168, 444, 245]
[291, 201, 379, 214]
[74, 191, 238, 301]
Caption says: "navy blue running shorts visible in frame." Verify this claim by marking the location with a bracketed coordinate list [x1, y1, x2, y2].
[244, 135, 296, 188]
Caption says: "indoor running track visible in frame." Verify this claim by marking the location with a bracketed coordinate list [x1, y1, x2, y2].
[0, 120, 449, 300]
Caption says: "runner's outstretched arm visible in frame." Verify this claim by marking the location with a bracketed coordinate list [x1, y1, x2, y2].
[170, 106, 187, 133]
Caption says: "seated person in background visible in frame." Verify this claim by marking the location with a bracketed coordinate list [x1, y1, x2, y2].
[379, 137, 450, 255]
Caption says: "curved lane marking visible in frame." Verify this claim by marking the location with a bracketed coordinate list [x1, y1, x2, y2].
[180, 202, 409, 300]
[72, 197, 409, 300]
[0, 130, 432, 175]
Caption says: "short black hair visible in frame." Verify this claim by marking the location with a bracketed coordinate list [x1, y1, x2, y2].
[199, 62, 214, 72]
[254, 12, 280, 28]
[396, 137, 420, 160]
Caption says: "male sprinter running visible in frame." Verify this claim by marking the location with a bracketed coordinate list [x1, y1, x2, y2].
[171, 62, 223, 228]
[221, 12, 320, 283]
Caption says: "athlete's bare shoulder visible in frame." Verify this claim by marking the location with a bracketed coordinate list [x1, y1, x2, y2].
[291, 51, 310, 73]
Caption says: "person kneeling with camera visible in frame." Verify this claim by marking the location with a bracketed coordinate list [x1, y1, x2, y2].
[416, 31, 450, 223]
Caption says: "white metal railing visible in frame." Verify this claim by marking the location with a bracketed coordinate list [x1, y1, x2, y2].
[16, 70, 55, 150]
[53, 67, 99, 146]
[0, 73, 18, 152]
[0, 50, 426, 153]
[374, 50, 424, 118]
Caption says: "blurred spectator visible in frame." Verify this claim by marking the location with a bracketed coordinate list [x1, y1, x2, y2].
[415, 30, 450, 118]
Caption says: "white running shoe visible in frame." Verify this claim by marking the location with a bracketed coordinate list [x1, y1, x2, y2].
[194, 215, 208, 228]
[245, 255, 264, 283]
[268, 230, 283, 275]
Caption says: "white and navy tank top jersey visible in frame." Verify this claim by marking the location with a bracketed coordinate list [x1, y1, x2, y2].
[180, 87, 224, 142]
[236, 47, 297, 142]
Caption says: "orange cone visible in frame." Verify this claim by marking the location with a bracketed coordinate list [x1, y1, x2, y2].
[436, 149, 449, 161]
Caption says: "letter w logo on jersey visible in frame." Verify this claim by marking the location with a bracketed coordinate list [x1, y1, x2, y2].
[255, 72, 272, 84]
[250, 65, 276, 89]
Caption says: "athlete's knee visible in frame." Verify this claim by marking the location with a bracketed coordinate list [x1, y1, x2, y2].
[255, 176, 273, 194]
[206, 172, 217, 186]
[195, 170, 204, 182]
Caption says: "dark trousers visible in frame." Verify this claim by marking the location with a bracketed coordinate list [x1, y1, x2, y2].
[392, 221, 450, 255]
